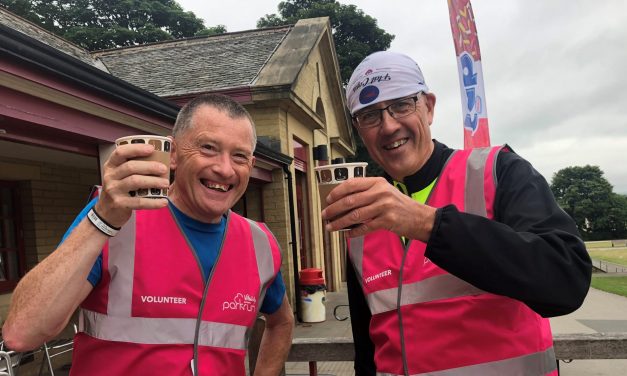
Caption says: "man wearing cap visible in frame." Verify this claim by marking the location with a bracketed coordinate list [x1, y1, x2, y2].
[321, 51, 591, 375]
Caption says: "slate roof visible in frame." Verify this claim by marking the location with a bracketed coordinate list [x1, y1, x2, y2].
[0, 7, 108, 71]
[94, 26, 292, 98]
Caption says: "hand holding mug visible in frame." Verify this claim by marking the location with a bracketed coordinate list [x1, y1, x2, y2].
[315, 162, 367, 231]
[322, 175, 437, 241]
[96, 135, 171, 228]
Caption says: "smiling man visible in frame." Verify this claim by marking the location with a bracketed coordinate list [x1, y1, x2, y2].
[3, 94, 294, 376]
[321, 51, 591, 376]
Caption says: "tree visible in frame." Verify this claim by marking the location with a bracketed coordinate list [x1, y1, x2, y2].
[257, 0, 394, 85]
[607, 193, 627, 239]
[0, 0, 223, 50]
[550, 165, 626, 240]
[194, 25, 227, 37]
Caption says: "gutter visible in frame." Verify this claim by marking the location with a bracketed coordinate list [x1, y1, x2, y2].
[254, 141, 293, 165]
[0, 24, 179, 121]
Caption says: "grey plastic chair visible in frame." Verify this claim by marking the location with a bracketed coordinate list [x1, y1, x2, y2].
[38, 324, 76, 376]
[0, 350, 15, 376]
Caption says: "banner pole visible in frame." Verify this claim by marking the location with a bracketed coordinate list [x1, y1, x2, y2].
[447, 0, 491, 149]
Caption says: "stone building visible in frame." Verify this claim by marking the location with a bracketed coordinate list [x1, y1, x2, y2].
[0, 8, 355, 319]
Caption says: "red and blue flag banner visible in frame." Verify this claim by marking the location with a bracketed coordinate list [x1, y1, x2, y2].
[448, 0, 491, 149]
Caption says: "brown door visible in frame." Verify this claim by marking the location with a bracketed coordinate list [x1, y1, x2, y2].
[0, 181, 25, 293]
[293, 139, 313, 271]
[295, 170, 312, 269]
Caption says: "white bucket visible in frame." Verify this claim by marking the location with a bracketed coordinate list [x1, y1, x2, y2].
[301, 290, 326, 323]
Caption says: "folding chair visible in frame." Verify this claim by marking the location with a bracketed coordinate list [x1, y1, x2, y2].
[0, 350, 15, 376]
[38, 337, 73, 376]
[38, 324, 76, 376]
[1, 339, 42, 375]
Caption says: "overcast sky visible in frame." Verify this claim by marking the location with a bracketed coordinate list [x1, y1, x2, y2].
[176, 0, 627, 194]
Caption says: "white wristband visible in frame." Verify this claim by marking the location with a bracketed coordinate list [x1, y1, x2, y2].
[87, 208, 120, 237]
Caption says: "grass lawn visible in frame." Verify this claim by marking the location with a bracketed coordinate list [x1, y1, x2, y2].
[588, 248, 627, 267]
[586, 240, 613, 249]
[587, 242, 627, 297]
[591, 276, 627, 298]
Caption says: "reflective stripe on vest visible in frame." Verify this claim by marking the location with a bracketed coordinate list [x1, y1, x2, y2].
[366, 274, 484, 315]
[79, 210, 275, 349]
[245, 218, 276, 305]
[465, 147, 491, 217]
[106, 211, 136, 316]
[375, 346, 556, 375]
[79, 309, 248, 349]
[377, 347, 557, 376]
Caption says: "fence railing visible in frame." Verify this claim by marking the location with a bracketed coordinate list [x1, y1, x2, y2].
[611, 239, 627, 247]
[593, 259, 627, 273]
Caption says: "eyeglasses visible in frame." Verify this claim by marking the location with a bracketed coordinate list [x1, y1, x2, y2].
[352, 94, 422, 129]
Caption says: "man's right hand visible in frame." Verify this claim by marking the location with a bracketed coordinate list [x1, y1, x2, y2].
[321, 176, 437, 241]
[96, 143, 170, 228]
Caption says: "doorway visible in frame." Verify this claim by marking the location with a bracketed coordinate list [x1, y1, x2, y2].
[293, 139, 313, 270]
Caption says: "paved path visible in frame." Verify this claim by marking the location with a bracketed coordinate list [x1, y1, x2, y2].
[591, 258, 627, 273]
[550, 287, 627, 375]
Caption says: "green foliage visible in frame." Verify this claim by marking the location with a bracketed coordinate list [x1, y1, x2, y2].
[551, 165, 627, 240]
[585, 240, 613, 249]
[0, 0, 224, 50]
[257, 0, 394, 84]
[608, 193, 627, 239]
[194, 25, 227, 37]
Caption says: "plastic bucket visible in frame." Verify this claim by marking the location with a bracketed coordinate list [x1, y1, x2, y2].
[299, 268, 327, 323]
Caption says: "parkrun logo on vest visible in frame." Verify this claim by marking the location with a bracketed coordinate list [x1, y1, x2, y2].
[222, 293, 257, 312]
[140, 295, 187, 305]
[364, 269, 392, 284]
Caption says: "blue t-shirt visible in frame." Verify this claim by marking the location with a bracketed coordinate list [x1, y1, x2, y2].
[62, 199, 286, 314]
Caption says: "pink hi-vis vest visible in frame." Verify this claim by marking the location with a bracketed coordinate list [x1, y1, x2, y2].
[349, 146, 557, 376]
[71, 207, 282, 376]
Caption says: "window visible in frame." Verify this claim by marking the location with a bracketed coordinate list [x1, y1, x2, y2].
[0, 181, 24, 292]
[233, 184, 264, 222]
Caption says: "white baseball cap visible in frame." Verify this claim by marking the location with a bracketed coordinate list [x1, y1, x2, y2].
[346, 51, 429, 115]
